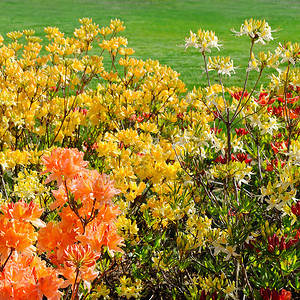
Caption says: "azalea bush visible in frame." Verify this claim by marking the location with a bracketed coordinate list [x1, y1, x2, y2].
[0, 17, 299, 299]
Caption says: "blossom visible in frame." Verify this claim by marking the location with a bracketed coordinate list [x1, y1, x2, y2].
[260, 287, 292, 300]
[246, 53, 260, 72]
[207, 56, 236, 76]
[0, 219, 37, 260]
[37, 220, 77, 262]
[63, 243, 100, 269]
[236, 153, 252, 164]
[224, 245, 238, 261]
[41, 148, 88, 186]
[76, 205, 124, 256]
[291, 201, 300, 217]
[183, 31, 198, 50]
[59, 265, 99, 289]
[277, 93, 299, 104]
[67, 169, 120, 213]
[232, 18, 274, 44]
[60, 244, 100, 288]
[1, 200, 45, 228]
[0, 253, 63, 300]
[77, 221, 124, 256]
[256, 91, 275, 106]
[235, 128, 249, 136]
[246, 51, 279, 72]
[183, 28, 221, 53]
[276, 41, 300, 65]
[51, 183, 68, 210]
[117, 276, 143, 299]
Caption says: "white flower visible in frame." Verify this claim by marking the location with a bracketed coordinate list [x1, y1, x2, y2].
[232, 18, 274, 44]
[246, 53, 260, 72]
[277, 42, 298, 65]
[224, 245, 238, 261]
[212, 241, 225, 256]
[183, 31, 198, 51]
[260, 116, 281, 135]
[255, 26, 273, 44]
[207, 56, 236, 76]
[182, 28, 221, 53]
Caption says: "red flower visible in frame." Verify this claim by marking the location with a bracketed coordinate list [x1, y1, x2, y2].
[277, 93, 299, 104]
[210, 127, 222, 134]
[177, 112, 184, 120]
[291, 201, 300, 217]
[215, 155, 227, 164]
[256, 92, 275, 106]
[260, 287, 291, 300]
[236, 153, 252, 164]
[231, 90, 249, 101]
[266, 159, 285, 172]
[270, 106, 284, 118]
[270, 141, 287, 154]
[137, 115, 144, 122]
[235, 128, 249, 136]
[129, 114, 137, 121]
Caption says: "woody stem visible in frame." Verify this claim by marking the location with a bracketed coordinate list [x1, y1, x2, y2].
[0, 247, 14, 272]
[71, 268, 80, 300]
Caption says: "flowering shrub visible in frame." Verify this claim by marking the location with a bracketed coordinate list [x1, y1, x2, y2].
[0, 17, 299, 299]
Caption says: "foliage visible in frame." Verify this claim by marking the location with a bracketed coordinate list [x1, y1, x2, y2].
[0, 17, 299, 299]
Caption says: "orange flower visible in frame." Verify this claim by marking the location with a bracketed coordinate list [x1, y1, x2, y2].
[58, 206, 82, 234]
[59, 264, 99, 289]
[77, 219, 124, 256]
[37, 221, 63, 253]
[67, 170, 120, 218]
[56, 243, 100, 290]
[270, 141, 288, 154]
[92, 172, 120, 206]
[37, 220, 78, 263]
[64, 244, 100, 269]
[1, 200, 45, 228]
[41, 147, 88, 186]
[0, 219, 37, 261]
[0, 252, 63, 300]
[35, 274, 64, 300]
[97, 203, 122, 223]
[51, 183, 68, 210]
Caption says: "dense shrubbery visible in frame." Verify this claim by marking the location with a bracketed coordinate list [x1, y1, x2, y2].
[0, 18, 299, 299]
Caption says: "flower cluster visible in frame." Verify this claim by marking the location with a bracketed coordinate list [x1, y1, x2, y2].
[0, 200, 64, 299]
[1, 148, 123, 299]
[207, 56, 236, 76]
[184, 29, 221, 53]
[232, 18, 274, 44]
[38, 148, 123, 295]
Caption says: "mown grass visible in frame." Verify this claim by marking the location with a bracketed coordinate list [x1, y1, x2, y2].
[0, 0, 299, 90]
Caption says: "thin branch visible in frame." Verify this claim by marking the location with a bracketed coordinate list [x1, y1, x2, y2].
[241, 258, 254, 299]
[231, 40, 255, 123]
[0, 248, 14, 272]
[0, 165, 8, 201]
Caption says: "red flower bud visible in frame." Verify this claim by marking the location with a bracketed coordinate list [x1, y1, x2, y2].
[235, 128, 249, 136]
[279, 237, 286, 252]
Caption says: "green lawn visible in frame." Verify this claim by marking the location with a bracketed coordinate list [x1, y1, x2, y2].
[0, 0, 299, 90]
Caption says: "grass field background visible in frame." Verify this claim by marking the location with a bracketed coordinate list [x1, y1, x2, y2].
[0, 0, 299, 90]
